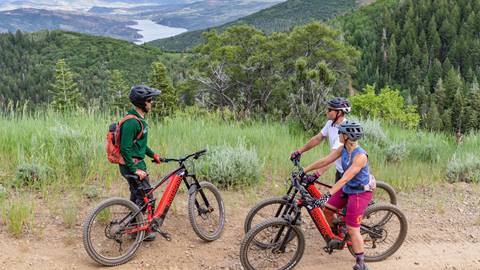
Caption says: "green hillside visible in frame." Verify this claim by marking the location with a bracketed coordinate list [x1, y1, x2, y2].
[0, 30, 165, 104]
[148, 0, 357, 51]
[337, 0, 480, 133]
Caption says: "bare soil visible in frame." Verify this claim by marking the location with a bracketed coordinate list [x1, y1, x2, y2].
[0, 182, 479, 270]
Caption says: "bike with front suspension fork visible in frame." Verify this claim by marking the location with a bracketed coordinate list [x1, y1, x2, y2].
[239, 160, 408, 270]
[243, 161, 397, 234]
[83, 149, 225, 266]
[243, 175, 397, 233]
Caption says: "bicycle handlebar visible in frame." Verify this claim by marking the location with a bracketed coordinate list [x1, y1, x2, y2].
[157, 149, 207, 164]
[290, 158, 315, 202]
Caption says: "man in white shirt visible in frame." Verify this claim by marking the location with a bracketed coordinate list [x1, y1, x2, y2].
[290, 97, 351, 182]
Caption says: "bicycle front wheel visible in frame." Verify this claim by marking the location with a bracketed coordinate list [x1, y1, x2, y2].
[188, 181, 225, 241]
[83, 197, 145, 266]
[240, 218, 305, 270]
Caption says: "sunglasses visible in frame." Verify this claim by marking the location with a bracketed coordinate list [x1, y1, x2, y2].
[327, 108, 338, 112]
[145, 98, 153, 103]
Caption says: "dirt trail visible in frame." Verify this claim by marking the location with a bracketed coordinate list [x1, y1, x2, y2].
[0, 183, 479, 270]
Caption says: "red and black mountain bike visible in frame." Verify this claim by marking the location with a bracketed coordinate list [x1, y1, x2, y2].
[83, 149, 225, 266]
[239, 160, 407, 270]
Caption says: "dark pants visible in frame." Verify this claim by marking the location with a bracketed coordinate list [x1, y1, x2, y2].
[335, 170, 343, 183]
[119, 165, 154, 209]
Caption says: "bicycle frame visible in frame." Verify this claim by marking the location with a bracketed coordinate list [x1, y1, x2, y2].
[123, 153, 209, 235]
[274, 163, 351, 252]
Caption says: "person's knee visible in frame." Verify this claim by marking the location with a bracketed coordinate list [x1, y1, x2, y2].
[347, 226, 360, 234]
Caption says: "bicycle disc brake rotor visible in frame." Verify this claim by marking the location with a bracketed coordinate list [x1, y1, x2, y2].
[105, 220, 124, 241]
[367, 226, 388, 248]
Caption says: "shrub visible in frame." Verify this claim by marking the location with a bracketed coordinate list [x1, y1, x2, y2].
[197, 142, 262, 189]
[14, 162, 52, 188]
[0, 184, 7, 199]
[349, 117, 387, 146]
[83, 185, 99, 199]
[7, 198, 35, 237]
[61, 203, 78, 229]
[385, 142, 408, 163]
[446, 154, 480, 183]
[351, 85, 420, 129]
[409, 143, 440, 163]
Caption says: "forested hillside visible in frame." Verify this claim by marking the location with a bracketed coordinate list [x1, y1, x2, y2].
[148, 0, 357, 51]
[0, 30, 165, 104]
[338, 0, 480, 132]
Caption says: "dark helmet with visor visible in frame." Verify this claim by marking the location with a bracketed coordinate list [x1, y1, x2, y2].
[129, 85, 161, 110]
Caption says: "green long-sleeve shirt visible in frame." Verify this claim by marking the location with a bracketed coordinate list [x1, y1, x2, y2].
[119, 109, 156, 173]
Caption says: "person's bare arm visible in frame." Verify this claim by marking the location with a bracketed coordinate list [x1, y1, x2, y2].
[298, 133, 325, 154]
[304, 147, 342, 173]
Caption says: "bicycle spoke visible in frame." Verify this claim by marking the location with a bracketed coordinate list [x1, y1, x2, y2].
[192, 188, 221, 235]
[246, 224, 300, 270]
[360, 208, 402, 257]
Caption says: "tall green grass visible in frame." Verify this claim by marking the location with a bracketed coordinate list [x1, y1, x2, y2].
[0, 108, 477, 198]
[1, 107, 480, 238]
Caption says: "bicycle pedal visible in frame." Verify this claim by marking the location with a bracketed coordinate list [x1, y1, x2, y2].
[153, 228, 172, 241]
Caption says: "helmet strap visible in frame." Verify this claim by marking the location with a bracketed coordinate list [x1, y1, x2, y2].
[332, 111, 341, 126]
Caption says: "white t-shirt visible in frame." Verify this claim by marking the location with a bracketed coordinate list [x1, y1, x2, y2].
[320, 119, 345, 173]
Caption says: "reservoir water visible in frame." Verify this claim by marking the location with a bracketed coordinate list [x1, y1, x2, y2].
[129, 19, 187, 44]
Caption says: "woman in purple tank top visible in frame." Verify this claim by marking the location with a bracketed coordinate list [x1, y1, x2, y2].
[303, 121, 372, 270]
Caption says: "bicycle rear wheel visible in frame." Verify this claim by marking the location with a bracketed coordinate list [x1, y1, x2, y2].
[83, 197, 145, 266]
[240, 218, 305, 270]
[348, 203, 408, 262]
[188, 181, 225, 241]
[244, 197, 290, 233]
[373, 181, 397, 205]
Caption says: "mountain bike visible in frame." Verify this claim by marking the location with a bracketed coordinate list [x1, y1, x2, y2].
[239, 160, 407, 270]
[243, 159, 397, 234]
[83, 149, 225, 266]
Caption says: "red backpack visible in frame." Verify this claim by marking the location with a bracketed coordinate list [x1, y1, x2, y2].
[106, 115, 144, 165]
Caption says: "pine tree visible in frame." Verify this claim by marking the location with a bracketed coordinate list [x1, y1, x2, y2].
[451, 87, 464, 132]
[444, 67, 464, 104]
[442, 58, 452, 77]
[149, 61, 178, 117]
[427, 15, 441, 58]
[387, 34, 398, 77]
[107, 70, 129, 112]
[429, 58, 443, 90]
[49, 59, 81, 111]
[416, 85, 428, 117]
[424, 97, 442, 130]
[464, 77, 480, 132]
[441, 109, 453, 132]
[434, 78, 447, 111]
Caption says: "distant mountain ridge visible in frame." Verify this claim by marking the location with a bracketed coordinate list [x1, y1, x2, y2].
[148, 0, 359, 51]
[0, 8, 140, 41]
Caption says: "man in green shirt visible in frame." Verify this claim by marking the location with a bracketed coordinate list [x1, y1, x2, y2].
[119, 85, 162, 241]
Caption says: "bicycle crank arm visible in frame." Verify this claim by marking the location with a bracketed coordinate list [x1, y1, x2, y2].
[153, 227, 172, 241]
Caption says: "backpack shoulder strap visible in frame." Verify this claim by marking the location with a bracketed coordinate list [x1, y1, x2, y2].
[118, 115, 144, 140]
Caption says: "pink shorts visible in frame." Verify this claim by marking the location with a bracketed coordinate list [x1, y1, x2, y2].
[326, 190, 373, 228]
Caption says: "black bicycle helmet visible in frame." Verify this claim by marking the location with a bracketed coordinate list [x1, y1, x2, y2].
[327, 97, 351, 114]
[129, 85, 161, 109]
[338, 120, 364, 141]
